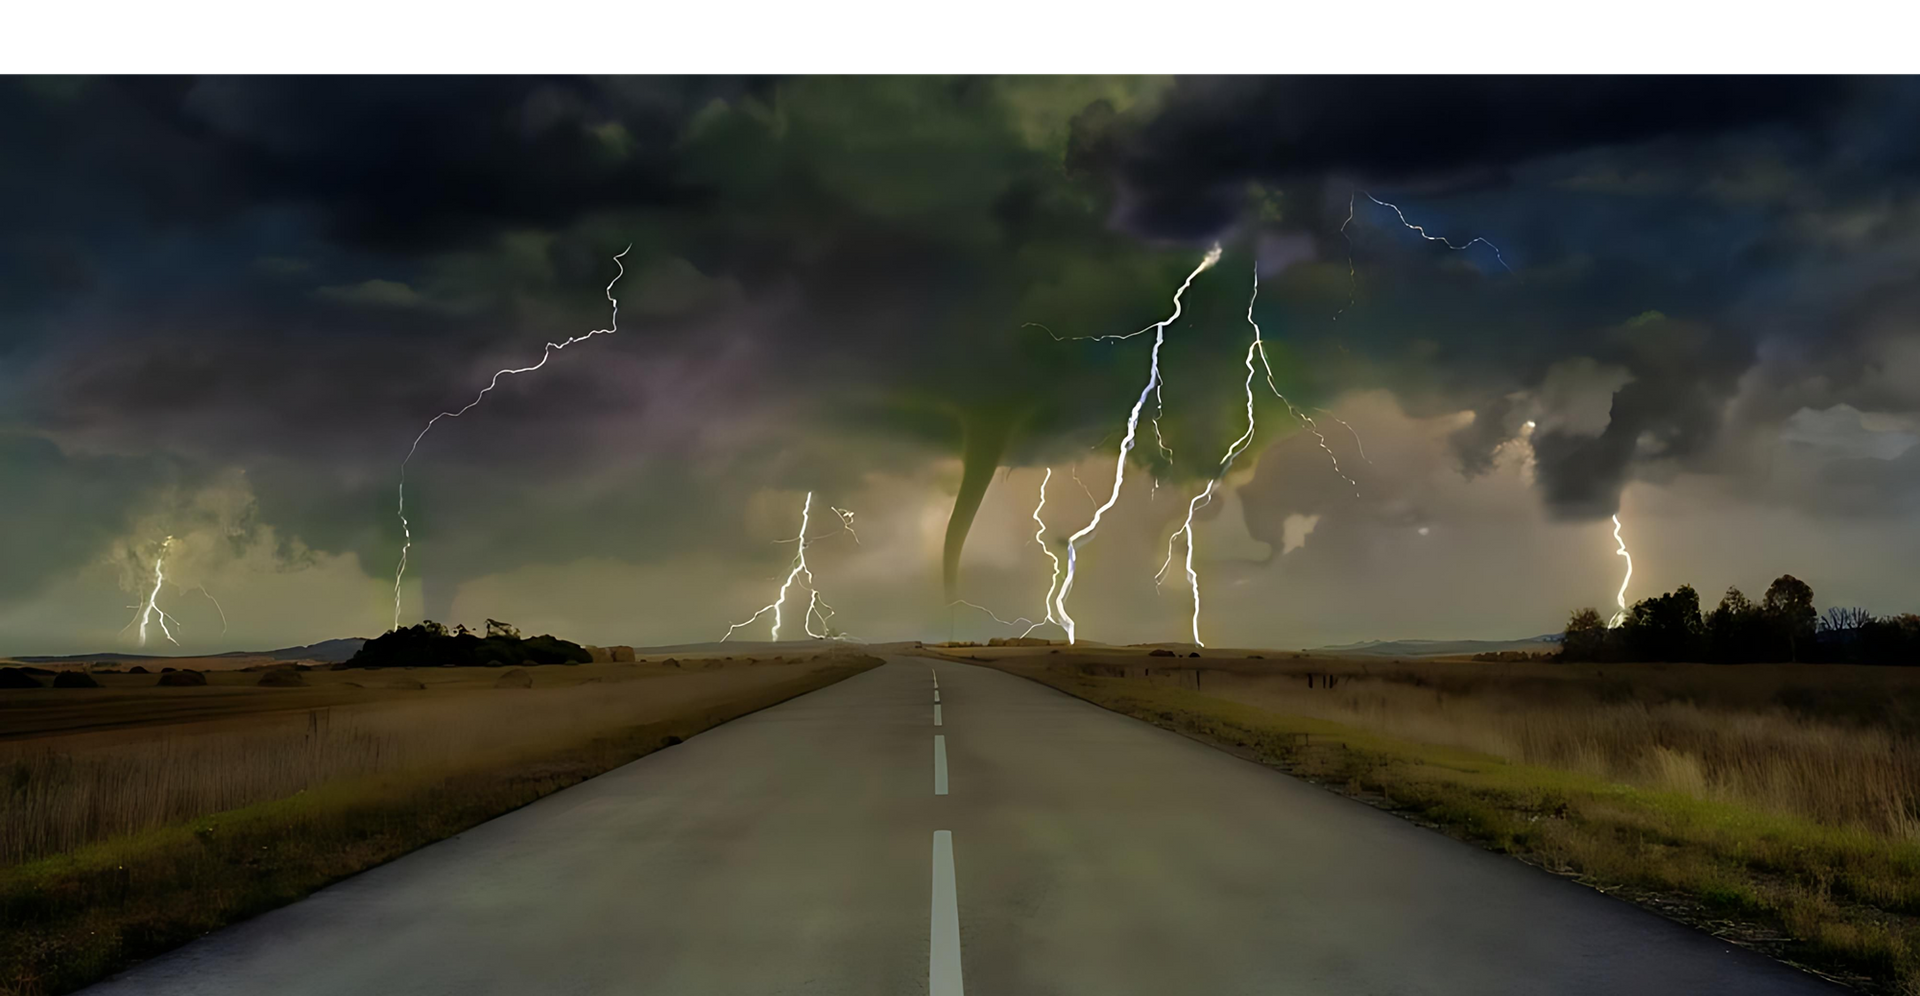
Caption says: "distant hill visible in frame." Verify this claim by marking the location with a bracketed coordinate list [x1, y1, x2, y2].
[257, 638, 366, 662]
[13, 637, 367, 665]
[1309, 634, 1563, 658]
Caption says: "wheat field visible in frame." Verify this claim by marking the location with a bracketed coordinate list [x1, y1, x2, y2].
[1022, 651, 1920, 839]
[1, 660, 826, 866]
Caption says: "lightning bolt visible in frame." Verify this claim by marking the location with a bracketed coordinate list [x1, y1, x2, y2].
[944, 466, 1067, 642]
[1353, 192, 1513, 270]
[1607, 513, 1634, 628]
[1027, 467, 1065, 638]
[1156, 263, 1267, 647]
[190, 585, 229, 634]
[724, 492, 850, 642]
[1068, 464, 1100, 507]
[1054, 244, 1222, 644]
[1314, 408, 1372, 464]
[1026, 323, 1181, 475]
[391, 246, 630, 632]
[126, 536, 181, 648]
[1252, 328, 1358, 498]
[1338, 190, 1511, 319]
[949, 600, 1038, 633]
[828, 506, 861, 545]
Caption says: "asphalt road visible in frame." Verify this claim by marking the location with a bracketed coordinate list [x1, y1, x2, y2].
[88, 656, 1843, 995]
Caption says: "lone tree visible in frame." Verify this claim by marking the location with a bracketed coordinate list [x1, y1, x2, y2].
[1762, 575, 1817, 661]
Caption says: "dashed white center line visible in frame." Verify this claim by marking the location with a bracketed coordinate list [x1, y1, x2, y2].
[934, 703, 943, 726]
[934, 689, 941, 703]
[933, 734, 949, 795]
[931, 830, 964, 996]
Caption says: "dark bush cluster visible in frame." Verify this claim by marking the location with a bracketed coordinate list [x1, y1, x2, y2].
[1563, 574, 1920, 664]
[337, 619, 591, 670]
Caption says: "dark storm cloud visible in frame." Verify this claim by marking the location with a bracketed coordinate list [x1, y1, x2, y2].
[1529, 314, 1754, 519]
[0, 434, 205, 597]
[9, 73, 1920, 639]
[1088, 76, 1855, 238]
[1449, 396, 1520, 480]
[0, 76, 740, 256]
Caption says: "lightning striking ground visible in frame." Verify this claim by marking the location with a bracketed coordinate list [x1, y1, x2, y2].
[945, 467, 1068, 641]
[1156, 264, 1267, 647]
[724, 492, 850, 642]
[1054, 245, 1222, 644]
[390, 246, 630, 632]
[1608, 514, 1634, 627]
[1026, 467, 1065, 638]
[128, 536, 181, 648]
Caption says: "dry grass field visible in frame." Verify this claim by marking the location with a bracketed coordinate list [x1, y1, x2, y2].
[0, 649, 881, 996]
[957, 646, 1920, 995]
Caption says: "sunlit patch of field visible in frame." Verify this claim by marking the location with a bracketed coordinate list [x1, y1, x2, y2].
[962, 647, 1920, 995]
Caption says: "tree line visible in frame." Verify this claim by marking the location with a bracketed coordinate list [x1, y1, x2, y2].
[1562, 574, 1920, 664]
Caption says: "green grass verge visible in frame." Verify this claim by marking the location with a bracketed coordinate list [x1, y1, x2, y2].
[0, 660, 879, 996]
[986, 661, 1920, 996]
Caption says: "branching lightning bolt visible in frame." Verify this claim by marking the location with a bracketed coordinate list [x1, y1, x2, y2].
[724, 492, 850, 642]
[1156, 264, 1266, 647]
[391, 246, 630, 632]
[1054, 245, 1221, 645]
[1251, 326, 1358, 497]
[1026, 467, 1065, 638]
[1607, 514, 1634, 628]
[945, 467, 1067, 642]
[828, 507, 860, 545]
[949, 600, 1038, 633]
[125, 536, 181, 648]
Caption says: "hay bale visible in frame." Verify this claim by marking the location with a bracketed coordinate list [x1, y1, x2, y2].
[258, 669, 307, 687]
[0, 668, 43, 689]
[493, 668, 532, 689]
[127, 665, 151, 674]
[156, 670, 208, 687]
[610, 646, 635, 662]
[52, 671, 102, 688]
[661, 657, 681, 668]
[1148, 649, 1176, 657]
